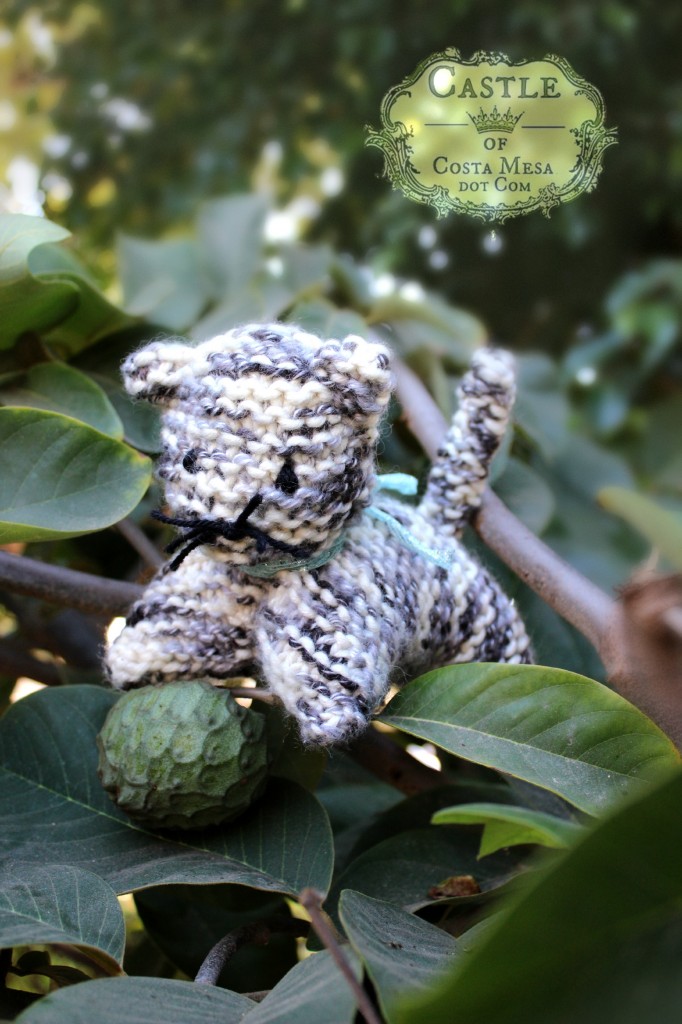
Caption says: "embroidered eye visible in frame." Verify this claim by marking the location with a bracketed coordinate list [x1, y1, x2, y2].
[275, 459, 299, 494]
[182, 449, 199, 473]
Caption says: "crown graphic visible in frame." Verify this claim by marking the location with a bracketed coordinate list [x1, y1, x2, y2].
[467, 106, 524, 133]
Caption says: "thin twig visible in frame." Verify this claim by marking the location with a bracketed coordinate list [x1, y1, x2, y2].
[195, 916, 308, 986]
[230, 686, 278, 704]
[299, 887, 382, 1024]
[116, 518, 164, 569]
[0, 551, 140, 617]
[195, 922, 270, 985]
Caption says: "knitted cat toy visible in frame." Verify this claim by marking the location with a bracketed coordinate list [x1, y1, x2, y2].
[105, 323, 531, 745]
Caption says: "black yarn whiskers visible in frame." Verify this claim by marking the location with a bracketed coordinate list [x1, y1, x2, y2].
[152, 494, 310, 571]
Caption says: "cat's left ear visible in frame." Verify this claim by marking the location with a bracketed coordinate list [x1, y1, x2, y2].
[329, 334, 393, 414]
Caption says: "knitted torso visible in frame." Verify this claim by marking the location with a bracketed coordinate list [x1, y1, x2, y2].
[105, 323, 531, 744]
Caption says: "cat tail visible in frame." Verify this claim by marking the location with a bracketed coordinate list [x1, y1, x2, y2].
[417, 347, 516, 539]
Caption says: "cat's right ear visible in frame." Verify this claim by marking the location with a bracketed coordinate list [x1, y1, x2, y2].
[121, 340, 195, 406]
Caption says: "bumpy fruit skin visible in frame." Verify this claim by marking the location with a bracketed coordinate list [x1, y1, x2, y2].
[97, 681, 268, 830]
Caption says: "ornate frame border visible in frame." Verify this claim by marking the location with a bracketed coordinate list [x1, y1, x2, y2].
[366, 48, 617, 222]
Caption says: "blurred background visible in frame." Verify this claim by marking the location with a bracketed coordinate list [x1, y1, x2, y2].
[2, 0, 681, 345]
[0, 0, 680, 688]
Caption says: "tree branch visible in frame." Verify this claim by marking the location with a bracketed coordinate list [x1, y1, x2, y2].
[0, 551, 141, 617]
[299, 888, 382, 1024]
[0, 638, 62, 687]
[348, 726, 445, 795]
[115, 517, 164, 569]
[195, 915, 307, 986]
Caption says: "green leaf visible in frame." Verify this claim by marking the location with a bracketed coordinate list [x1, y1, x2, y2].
[15, 977, 253, 1024]
[117, 235, 206, 330]
[0, 408, 151, 543]
[262, 705, 327, 791]
[0, 217, 133, 359]
[0, 363, 124, 438]
[599, 486, 682, 570]
[191, 279, 295, 342]
[334, 782, 515, 868]
[367, 291, 484, 362]
[339, 890, 459, 1024]
[396, 768, 682, 1024]
[493, 458, 555, 535]
[511, 585, 605, 681]
[432, 803, 583, 857]
[514, 354, 570, 462]
[197, 194, 268, 302]
[327, 826, 520, 917]
[543, 456, 644, 592]
[278, 243, 333, 298]
[40, 273, 133, 359]
[0, 864, 124, 965]
[634, 394, 682, 488]
[0, 214, 78, 349]
[134, 885, 297, 991]
[381, 664, 679, 815]
[245, 949, 361, 1024]
[71, 331, 163, 452]
[286, 299, 367, 340]
[0, 686, 333, 897]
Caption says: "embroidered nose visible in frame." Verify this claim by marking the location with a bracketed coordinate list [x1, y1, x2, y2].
[275, 459, 299, 494]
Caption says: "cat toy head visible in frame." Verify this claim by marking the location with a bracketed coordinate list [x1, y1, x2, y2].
[122, 323, 393, 567]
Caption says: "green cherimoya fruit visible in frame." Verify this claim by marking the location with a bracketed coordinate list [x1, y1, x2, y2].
[97, 681, 268, 830]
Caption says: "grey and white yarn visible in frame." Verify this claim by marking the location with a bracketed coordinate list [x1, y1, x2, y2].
[105, 322, 531, 745]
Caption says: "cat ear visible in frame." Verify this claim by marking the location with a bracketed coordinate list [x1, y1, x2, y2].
[329, 334, 393, 414]
[121, 340, 196, 406]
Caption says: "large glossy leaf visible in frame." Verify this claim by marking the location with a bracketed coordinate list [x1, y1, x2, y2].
[191, 279, 295, 341]
[0, 408, 151, 543]
[0, 686, 333, 897]
[117, 234, 206, 330]
[514, 354, 569, 461]
[244, 949, 361, 1024]
[493, 458, 555, 535]
[381, 664, 679, 815]
[286, 299, 367, 340]
[197, 194, 268, 302]
[335, 781, 516, 869]
[396, 768, 682, 1024]
[0, 363, 124, 438]
[71, 331, 163, 452]
[0, 215, 77, 348]
[367, 291, 484, 361]
[432, 803, 583, 857]
[40, 273, 133, 359]
[0, 864, 124, 965]
[327, 826, 521, 917]
[15, 977, 253, 1024]
[339, 890, 459, 1024]
[278, 243, 333, 298]
[599, 486, 682, 570]
[543, 466, 644, 592]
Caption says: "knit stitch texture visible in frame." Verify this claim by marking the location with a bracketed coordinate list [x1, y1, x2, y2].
[105, 323, 531, 745]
